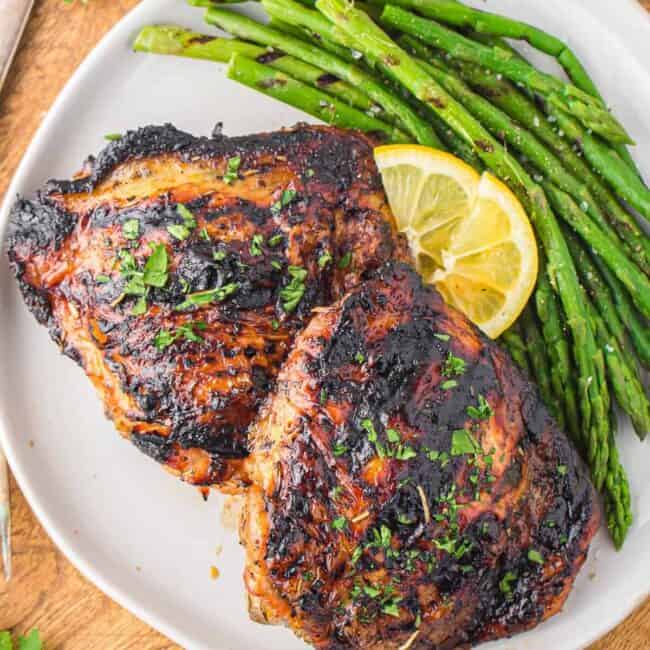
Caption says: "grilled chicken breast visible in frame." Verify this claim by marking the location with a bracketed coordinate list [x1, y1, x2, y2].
[242, 263, 599, 648]
[7, 124, 408, 488]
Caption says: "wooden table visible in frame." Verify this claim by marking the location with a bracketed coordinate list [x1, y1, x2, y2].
[1, 1, 649, 648]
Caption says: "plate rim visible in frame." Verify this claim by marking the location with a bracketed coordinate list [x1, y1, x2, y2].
[0, 1, 648, 648]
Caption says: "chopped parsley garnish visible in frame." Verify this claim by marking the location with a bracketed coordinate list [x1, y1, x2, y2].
[104, 133, 122, 141]
[442, 352, 466, 377]
[382, 602, 401, 618]
[362, 421, 416, 460]
[351, 546, 363, 565]
[270, 260, 282, 271]
[368, 524, 392, 550]
[175, 282, 239, 311]
[176, 204, 197, 228]
[434, 332, 450, 342]
[200, 227, 210, 241]
[143, 244, 169, 288]
[499, 571, 517, 599]
[167, 224, 191, 241]
[355, 352, 365, 364]
[450, 428, 481, 456]
[154, 321, 207, 350]
[363, 585, 381, 598]
[213, 250, 226, 262]
[271, 319, 280, 331]
[280, 266, 307, 313]
[131, 296, 148, 316]
[557, 464, 568, 476]
[440, 379, 458, 390]
[268, 234, 284, 247]
[271, 188, 297, 215]
[305, 168, 315, 178]
[250, 233, 264, 257]
[331, 486, 343, 499]
[338, 251, 352, 269]
[333, 442, 348, 456]
[223, 155, 241, 184]
[527, 549, 544, 565]
[331, 516, 348, 531]
[467, 394, 494, 420]
[122, 219, 140, 240]
[318, 251, 333, 268]
[96, 274, 111, 284]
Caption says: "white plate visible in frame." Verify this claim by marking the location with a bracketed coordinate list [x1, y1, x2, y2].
[0, 1, 649, 648]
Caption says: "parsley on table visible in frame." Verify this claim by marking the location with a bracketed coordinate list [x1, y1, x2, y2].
[0, 629, 43, 650]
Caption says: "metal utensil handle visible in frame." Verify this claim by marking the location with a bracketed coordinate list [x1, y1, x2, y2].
[0, 0, 36, 91]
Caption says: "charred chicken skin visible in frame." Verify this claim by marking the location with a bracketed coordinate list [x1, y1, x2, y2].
[242, 263, 599, 649]
[7, 124, 408, 488]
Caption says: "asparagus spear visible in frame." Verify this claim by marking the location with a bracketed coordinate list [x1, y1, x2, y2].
[134, 25, 396, 122]
[519, 304, 561, 425]
[585, 294, 650, 440]
[500, 325, 532, 377]
[592, 257, 650, 370]
[204, 7, 442, 147]
[543, 184, 650, 320]
[563, 227, 639, 373]
[369, 0, 644, 180]
[443, 58, 650, 272]
[317, 0, 611, 490]
[534, 256, 581, 445]
[401, 43, 634, 266]
[378, 5, 632, 145]
[225, 53, 408, 142]
[604, 429, 633, 549]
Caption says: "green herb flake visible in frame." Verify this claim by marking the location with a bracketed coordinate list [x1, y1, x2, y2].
[280, 265, 307, 313]
[167, 224, 191, 241]
[351, 546, 363, 565]
[213, 250, 226, 262]
[17, 629, 43, 650]
[499, 571, 517, 598]
[175, 282, 239, 311]
[143, 244, 169, 288]
[104, 133, 122, 141]
[331, 516, 348, 531]
[223, 155, 241, 184]
[271, 318, 280, 331]
[442, 352, 466, 377]
[331, 485, 343, 499]
[333, 442, 348, 456]
[467, 394, 494, 420]
[441, 379, 458, 390]
[434, 332, 450, 341]
[338, 251, 352, 269]
[395, 445, 417, 461]
[527, 549, 544, 565]
[318, 251, 333, 268]
[319, 387, 328, 405]
[271, 188, 297, 215]
[386, 428, 400, 443]
[176, 204, 197, 228]
[96, 274, 111, 284]
[382, 602, 401, 618]
[363, 585, 381, 598]
[270, 260, 282, 271]
[305, 168, 315, 178]
[450, 428, 480, 457]
[122, 218, 140, 240]
[557, 464, 568, 476]
[200, 227, 210, 241]
[250, 233, 264, 257]
[154, 329, 175, 350]
[131, 296, 148, 316]
[355, 351, 366, 365]
[268, 234, 284, 247]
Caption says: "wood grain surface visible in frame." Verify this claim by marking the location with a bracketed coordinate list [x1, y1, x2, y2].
[0, 1, 649, 648]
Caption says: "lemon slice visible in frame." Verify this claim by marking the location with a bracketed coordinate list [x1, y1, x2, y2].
[375, 145, 538, 338]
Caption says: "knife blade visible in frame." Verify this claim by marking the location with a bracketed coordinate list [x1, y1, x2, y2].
[0, 0, 35, 92]
[0, 0, 33, 584]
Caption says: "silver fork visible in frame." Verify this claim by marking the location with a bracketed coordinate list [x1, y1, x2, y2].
[0, 0, 36, 583]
